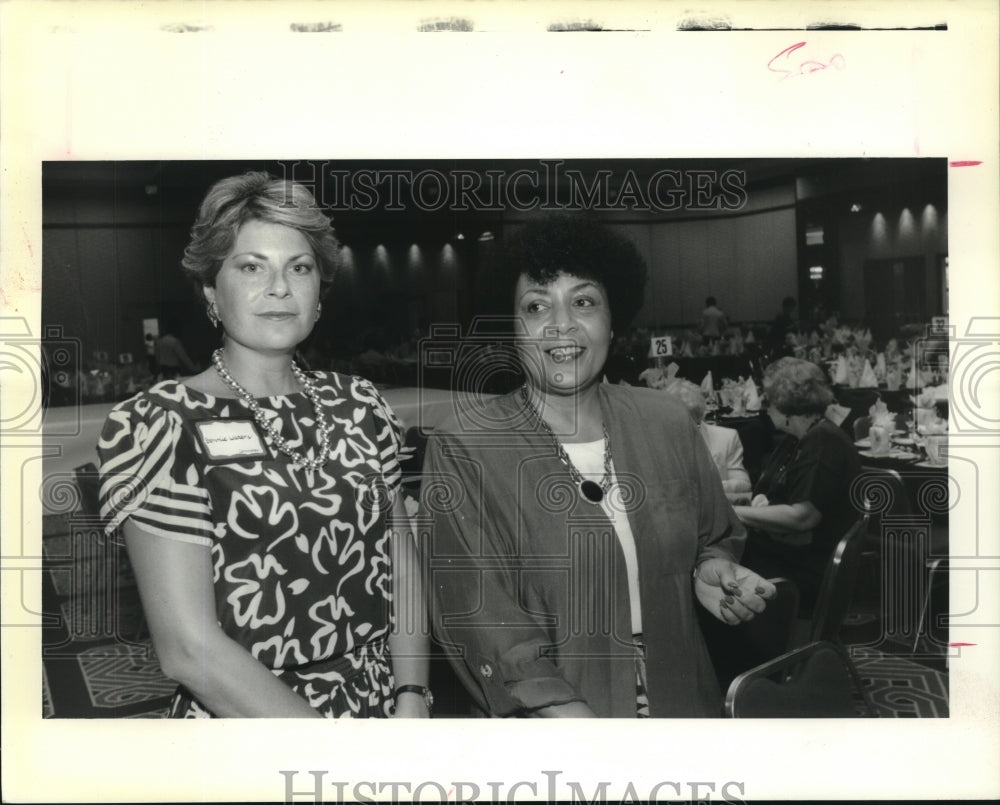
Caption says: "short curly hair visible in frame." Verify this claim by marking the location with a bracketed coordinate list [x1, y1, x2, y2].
[181, 172, 341, 303]
[663, 379, 707, 423]
[763, 357, 834, 417]
[490, 214, 648, 331]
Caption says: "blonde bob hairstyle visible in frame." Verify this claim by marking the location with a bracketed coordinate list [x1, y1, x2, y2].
[181, 172, 341, 303]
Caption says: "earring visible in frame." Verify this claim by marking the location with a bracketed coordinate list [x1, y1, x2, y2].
[207, 302, 220, 329]
[315, 302, 322, 321]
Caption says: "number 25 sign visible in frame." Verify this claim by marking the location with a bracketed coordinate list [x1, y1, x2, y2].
[649, 336, 672, 357]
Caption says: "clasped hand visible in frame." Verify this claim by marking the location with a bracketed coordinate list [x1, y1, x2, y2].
[693, 558, 776, 625]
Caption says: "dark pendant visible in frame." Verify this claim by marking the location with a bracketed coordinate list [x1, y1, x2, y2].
[579, 480, 604, 503]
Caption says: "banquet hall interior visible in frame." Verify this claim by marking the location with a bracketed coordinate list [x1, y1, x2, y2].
[38, 157, 951, 718]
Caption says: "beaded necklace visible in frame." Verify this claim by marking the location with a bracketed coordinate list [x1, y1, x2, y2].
[520, 385, 612, 504]
[211, 348, 331, 470]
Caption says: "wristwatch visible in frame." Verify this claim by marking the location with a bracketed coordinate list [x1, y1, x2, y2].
[395, 684, 434, 713]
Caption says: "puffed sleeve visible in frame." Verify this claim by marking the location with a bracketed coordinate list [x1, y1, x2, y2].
[722, 429, 748, 480]
[96, 395, 214, 546]
[422, 429, 586, 716]
[689, 420, 746, 564]
[351, 377, 405, 499]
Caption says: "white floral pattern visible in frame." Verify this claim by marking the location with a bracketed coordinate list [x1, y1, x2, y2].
[98, 373, 403, 718]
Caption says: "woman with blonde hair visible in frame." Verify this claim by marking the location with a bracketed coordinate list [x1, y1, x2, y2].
[98, 172, 430, 718]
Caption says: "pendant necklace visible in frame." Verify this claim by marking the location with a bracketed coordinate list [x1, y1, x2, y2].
[212, 348, 332, 471]
[520, 385, 612, 504]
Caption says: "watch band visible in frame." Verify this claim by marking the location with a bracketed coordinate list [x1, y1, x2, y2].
[395, 684, 433, 712]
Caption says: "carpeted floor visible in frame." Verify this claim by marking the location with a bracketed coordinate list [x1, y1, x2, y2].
[41, 512, 949, 719]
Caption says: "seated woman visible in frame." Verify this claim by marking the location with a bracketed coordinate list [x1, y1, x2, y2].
[97, 173, 429, 718]
[663, 379, 752, 503]
[422, 215, 774, 718]
[732, 357, 863, 615]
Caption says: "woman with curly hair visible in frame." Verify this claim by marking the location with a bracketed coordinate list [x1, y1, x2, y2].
[97, 172, 429, 718]
[733, 357, 862, 614]
[422, 215, 774, 718]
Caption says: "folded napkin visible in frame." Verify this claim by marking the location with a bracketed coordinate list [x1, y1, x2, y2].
[744, 378, 761, 412]
[700, 371, 714, 395]
[825, 403, 851, 426]
[884, 367, 901, 391]
[859, 360, 879, 388]
[832, 355, 849, 385]
[745, 330, 755, 344]
[868, 399, 896, 429]
[875, 352, 886, 379]
[680, 340, 694, 357]
[638, 367, 667, 389]
[918, 421, 947, 435]
[665, 362, 679, 379]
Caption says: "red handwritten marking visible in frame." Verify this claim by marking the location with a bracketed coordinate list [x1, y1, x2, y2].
[22, 226, 33, 259]
[950, 642, 976, 647]
[949, 160, 982, 167]
[768, 41, 845, 80]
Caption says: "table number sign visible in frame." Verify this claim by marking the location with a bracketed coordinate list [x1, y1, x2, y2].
[649, 335, 673, 358]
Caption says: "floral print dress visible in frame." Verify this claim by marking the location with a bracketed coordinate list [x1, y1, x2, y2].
[97, 373, 404, 717]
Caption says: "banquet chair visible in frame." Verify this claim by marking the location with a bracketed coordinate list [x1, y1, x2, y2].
[915, 557, 949, 651]
[72, 463, 148, 643]
[700, 578, 801, 693]
[856, 467, 948, 651]
[790, 516, 869, 647]
[852, 415, 871, 441]
[724, 640, 877, 718]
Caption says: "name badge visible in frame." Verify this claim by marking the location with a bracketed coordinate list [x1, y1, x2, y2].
[195, 419, 268, 462]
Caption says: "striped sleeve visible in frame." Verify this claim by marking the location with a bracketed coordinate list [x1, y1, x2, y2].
[353, 377, 405, 497]
[96, 396, 215, 547]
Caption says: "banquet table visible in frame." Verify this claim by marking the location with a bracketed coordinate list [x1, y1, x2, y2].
[667, 355, 755, 385]
[854, 441, 949, 527]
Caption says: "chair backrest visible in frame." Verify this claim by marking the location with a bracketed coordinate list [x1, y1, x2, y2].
[809, 516, 868, 643]
[852, 415, 872, 441]
[400, 426, 432, 492]
[735, 577, 801, 666]
[699, 578, 801, 692]
[73, 461, 102, 516]
[855, 467, 912, 541]
[724, 640, 877, 718]
[856, 466, 911, 514]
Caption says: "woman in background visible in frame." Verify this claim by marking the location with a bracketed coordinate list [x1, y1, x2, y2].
[733, 357, 862, 614]
[663, 379, 752, 504]
[98, 173, 429, 718]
